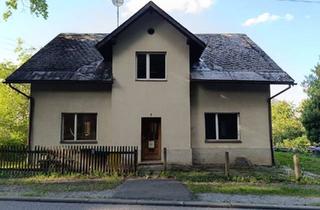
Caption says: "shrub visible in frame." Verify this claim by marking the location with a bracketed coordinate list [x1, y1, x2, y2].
[276, 136, 311, 152]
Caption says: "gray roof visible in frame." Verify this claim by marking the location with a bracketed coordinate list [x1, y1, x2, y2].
[5, 33, 112, 83]
[5, 33, 294, 84]
[192, 34, 294, 84]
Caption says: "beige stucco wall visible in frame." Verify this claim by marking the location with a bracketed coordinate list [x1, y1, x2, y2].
[31, 90, 112, 147]
[191, 83, 272, 165]
[110, 12, 192, 164]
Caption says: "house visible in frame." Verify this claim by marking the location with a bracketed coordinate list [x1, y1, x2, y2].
[5, 1, 294, 166]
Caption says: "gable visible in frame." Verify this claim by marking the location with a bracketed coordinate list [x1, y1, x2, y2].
[95, 1, 205, 63]
[112, 11, 189, 57]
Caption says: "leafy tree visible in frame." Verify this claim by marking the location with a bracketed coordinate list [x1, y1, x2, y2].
[272, 100, 304, 144]
[276, 135, 310, 152]
[2, 0, 48, 21]
[301, 62, 320, 144]
[0, 40, 34, 146]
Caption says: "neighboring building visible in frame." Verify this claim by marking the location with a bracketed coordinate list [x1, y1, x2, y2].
[5, 2, 294, 166]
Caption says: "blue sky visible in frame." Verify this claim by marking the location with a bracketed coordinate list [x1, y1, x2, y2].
[1, 0, 319, 104]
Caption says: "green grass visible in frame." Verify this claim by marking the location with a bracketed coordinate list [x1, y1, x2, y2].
[160, 164, 320, 196]
[0, 173, 123, 197]
[275, 151, 320, 175]
[161, 167, 319, 185]
[24, 179, 121, 196]
[189, 182, 320, 197]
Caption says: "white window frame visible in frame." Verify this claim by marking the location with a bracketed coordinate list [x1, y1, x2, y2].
[205, 112, 241, 141]
[61, 113, 98, 142]
[136, 52, 167, 81]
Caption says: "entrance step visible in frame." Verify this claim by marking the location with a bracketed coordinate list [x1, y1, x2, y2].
[137, 163, 164, 176]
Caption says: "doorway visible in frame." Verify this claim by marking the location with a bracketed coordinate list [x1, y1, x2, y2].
[141, 118, 161, 161]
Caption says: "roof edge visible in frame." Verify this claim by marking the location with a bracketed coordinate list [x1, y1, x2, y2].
[3, 79, 113, 84]
[95, 1, 206, 51]
[190, 79, 296, 85]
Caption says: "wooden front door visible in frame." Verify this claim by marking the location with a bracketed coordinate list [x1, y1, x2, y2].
[141, 118, 161, 161]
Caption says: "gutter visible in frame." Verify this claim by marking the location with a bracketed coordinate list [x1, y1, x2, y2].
[267, 83, 295, 165]
[7, 83, 34, 149]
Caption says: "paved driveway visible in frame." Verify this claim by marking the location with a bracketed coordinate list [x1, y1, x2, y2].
[112, 179, 192, 201]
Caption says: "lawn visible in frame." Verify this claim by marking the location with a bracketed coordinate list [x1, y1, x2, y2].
[0, 173, 123, 197]
[275, 151, 320, 175]
[159, 152, 320, 197]
[188, 182, 320, 197]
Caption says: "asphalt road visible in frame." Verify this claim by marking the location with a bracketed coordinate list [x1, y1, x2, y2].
[0, 201, 245, 210]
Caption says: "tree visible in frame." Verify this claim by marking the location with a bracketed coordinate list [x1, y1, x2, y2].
[2, 0, 48, 21]
[301, 62, 320, 144]
[272, 100, 304, 144]
[0, 40, 34, 146]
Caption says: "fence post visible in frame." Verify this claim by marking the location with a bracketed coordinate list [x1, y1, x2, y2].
[163, 147, 167, 171]
[225, 151, 230, 177]
[293, 153, 301, 180]
[134, 147, 138, 174]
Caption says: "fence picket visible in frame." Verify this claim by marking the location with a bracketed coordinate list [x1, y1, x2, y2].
[0, 145, 138, 175]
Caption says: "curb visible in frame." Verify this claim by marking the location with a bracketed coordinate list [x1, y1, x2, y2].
[0, 197, 319, 210]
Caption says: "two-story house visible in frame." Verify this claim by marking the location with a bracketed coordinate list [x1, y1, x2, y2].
[5, 1, 294, 166]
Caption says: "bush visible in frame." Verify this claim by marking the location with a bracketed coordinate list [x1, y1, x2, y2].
[276, 136, 311, 152]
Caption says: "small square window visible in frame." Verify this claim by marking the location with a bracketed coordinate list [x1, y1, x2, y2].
[205, 113, 239, 141]
[62, 113, 97, 142]
[136, 52, 166, 80]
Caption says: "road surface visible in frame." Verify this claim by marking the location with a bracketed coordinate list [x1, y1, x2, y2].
[0, 201, 245, 210]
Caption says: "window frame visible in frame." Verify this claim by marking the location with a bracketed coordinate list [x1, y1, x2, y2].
[204, 112, 241, 143]
[61, 113, 98, 144]
[136, 52, 167, 81]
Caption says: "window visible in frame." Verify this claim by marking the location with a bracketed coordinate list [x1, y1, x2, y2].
[62, 113, 97, 142]
[205, 113, 240, 141]
[136, 52, 166, 80]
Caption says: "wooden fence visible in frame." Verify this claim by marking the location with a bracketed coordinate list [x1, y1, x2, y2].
[0, 145, 138, 175]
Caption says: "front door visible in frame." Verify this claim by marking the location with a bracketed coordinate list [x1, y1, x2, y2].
[141, 118, 161, 161]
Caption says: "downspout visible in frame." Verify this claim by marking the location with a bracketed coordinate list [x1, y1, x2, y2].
[267, 84, 294, 165]
[8, 83, 34, 149]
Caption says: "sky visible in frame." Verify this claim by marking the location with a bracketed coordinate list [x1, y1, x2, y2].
[1, 0, 319, 104]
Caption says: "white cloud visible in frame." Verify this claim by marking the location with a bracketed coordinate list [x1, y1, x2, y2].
[242, 12, 294, 27]
[122, 0, 214, 17]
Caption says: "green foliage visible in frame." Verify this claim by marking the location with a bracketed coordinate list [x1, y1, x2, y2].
[272, 100, 305, 144]
[275, 151, 320, 175]
[3, 0, 48, 21]
[301, 62, 320, 143]
[276, 136, 311, 152]
[0, 40, 34, 146]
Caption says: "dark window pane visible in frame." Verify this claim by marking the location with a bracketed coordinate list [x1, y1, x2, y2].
[77, 114, 97, 140]
[218, 114, 238, 139]
[137, 54, 146, 79]
[205, 113, 216, 139]
[63, 114, 75, 141]
[150, 54, 165, 79]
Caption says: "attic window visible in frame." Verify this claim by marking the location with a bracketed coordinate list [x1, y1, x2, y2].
[148, 28, 155, 35]
[136, 52, 166, 80]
